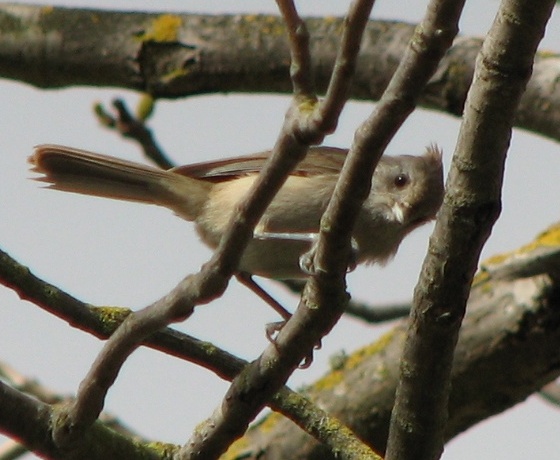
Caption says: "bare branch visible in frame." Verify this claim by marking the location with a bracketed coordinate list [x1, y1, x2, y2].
[345, 301, 411, 323]
[177, 1, 379, 458]
[232, 230, 560, 457]
[50, 127, 314, 447]
[7, 227, 560, 456]
[44, 0, 381, 454]
[0, 247, 376, 457]
[385, 1, 557, 459]
[5, 225, 558, 456]
[94, 98, 175, 170]
[0, 378, 169, 460]
[318, 0, 375, 133]
[2, 1, 559, 458]
[3, 5, 560, 143]
[281, 279, 411, 322]
[276, 0, 315, 97]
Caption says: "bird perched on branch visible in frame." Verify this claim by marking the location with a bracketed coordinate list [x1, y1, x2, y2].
[29, 144, 444, 323]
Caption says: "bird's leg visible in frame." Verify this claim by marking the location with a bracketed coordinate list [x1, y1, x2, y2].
[242, 230, 349, 368]
[235, 272, 318, 369]
[235, 272, 291, 341]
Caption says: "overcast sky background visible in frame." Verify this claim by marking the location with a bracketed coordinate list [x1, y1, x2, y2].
[1, 1, 560, 458]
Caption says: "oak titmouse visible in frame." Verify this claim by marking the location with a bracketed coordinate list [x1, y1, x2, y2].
[29, 145, 444, 281]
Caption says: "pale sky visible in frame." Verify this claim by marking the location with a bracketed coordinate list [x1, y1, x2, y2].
[1, 1, 560, 458]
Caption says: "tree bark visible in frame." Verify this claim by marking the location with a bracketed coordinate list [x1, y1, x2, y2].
[1, 4, 560, 141]
[227, 226, 560, 459]
[1, 3, 560, 458]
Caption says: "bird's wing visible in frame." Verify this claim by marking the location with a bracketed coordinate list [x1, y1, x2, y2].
[171, 146, 348, 182]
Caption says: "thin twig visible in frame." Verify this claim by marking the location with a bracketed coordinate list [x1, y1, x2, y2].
[0, 247, 375, 456]
[318, 0, 376, 133]
[275, 0, 315, 97]
[345, 301, 411, 323]
[177, 1, 380, 459]
[281, 279, 411, 322]
[51, 1, 352, 446]
[94, 98, 175, 169]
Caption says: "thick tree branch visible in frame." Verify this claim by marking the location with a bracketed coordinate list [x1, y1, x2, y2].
[37, 0, 386, 457]
[1, 5, 560, 142]
[228, 224, 560, 459]
[177, 2, 378, 458]
[4, 226, 560, 457]
[0, 378, 169, 460]
[385, 1, 556, 459]
[0, 246, 375, 458]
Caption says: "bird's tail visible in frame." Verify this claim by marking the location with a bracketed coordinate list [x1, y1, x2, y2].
[29, 145, 212, 221]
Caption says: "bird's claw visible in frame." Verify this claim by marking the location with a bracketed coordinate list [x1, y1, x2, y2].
[264, 320, 321, 369]
[347, 237, 359, 273]
[265, 320, 286, 343]
[300, 237, 360, 275]
[299, 248, 317, 275]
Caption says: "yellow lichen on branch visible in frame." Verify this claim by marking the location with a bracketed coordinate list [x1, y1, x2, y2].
[475, 222, 560, 285]
[138, 14, 182, 42]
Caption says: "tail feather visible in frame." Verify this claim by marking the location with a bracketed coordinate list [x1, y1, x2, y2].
[29, 145, 211, 221]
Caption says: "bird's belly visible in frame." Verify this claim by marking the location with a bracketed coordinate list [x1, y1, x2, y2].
[238, 238, 310, 279]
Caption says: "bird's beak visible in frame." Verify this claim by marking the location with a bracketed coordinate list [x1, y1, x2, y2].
[391, 201, 409, 224]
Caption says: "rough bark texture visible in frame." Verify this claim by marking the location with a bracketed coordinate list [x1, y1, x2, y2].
[225, 227, 560, 459]
[1, 4, 560, 459]
[1, 5, 560, 141]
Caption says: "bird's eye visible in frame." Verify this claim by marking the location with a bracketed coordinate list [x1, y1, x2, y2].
[394, 173, 409, 188]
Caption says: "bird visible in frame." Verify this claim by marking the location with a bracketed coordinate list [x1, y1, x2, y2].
[29, 144, 444, 323]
